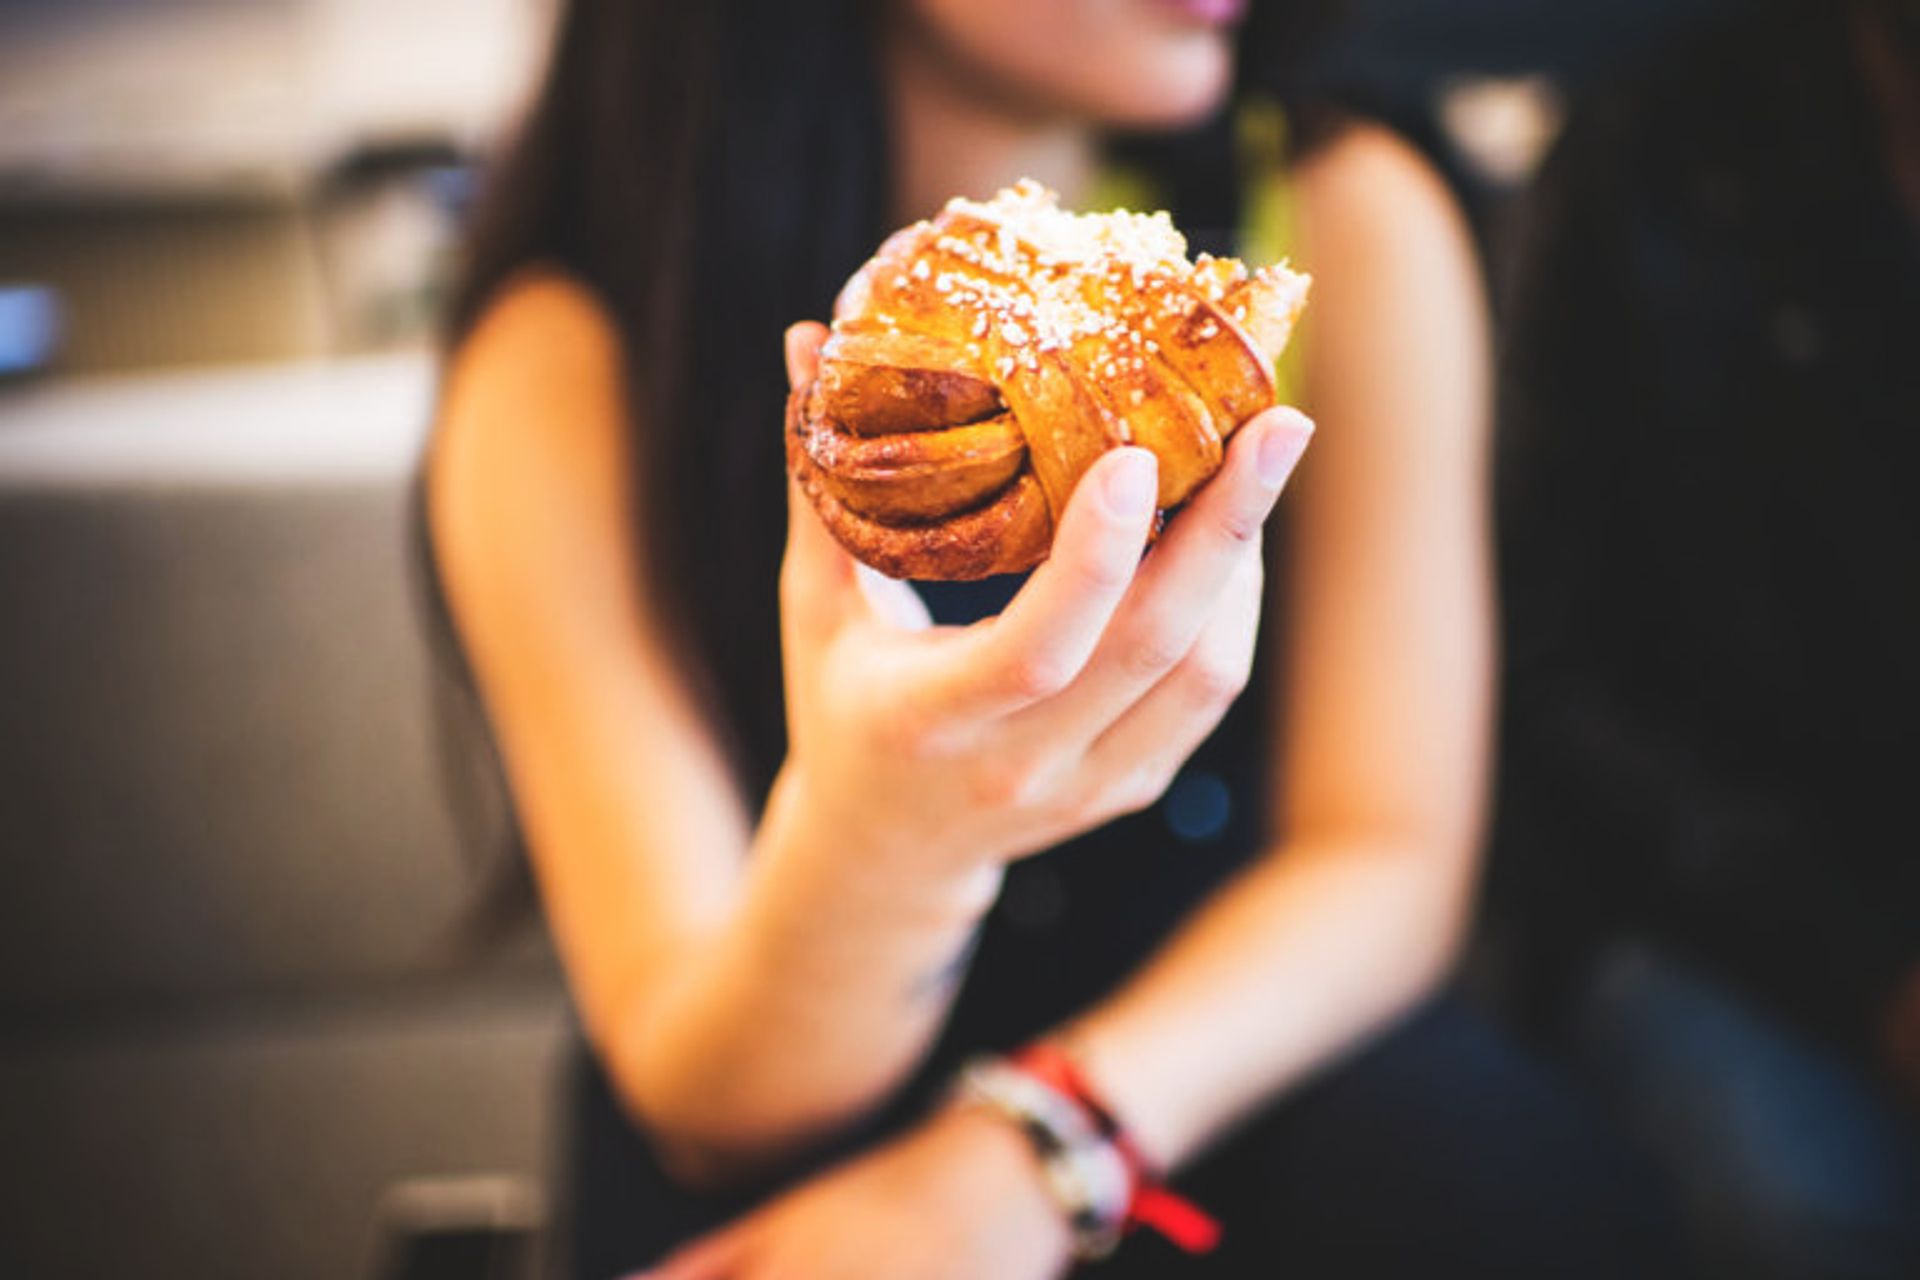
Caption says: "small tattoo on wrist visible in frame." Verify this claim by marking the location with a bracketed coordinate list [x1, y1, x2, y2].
[908, 928, 984, 1003]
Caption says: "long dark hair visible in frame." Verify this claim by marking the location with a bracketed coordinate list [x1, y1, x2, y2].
[438, 0, 1344, 814]
[1489, 0, 1920, 1043]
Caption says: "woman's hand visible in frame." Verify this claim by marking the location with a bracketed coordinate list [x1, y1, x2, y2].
[637, 1106, 1075, 1280]
[778, 321, 1313, 873]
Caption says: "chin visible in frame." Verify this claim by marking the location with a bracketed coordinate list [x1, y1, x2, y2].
[1103, 62, 1234, 129]
[899, 0, 1240, 134]
[1087, 42, 1235, 130]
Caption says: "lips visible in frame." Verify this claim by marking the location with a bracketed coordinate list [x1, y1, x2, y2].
[1148, 0, 1250, 27]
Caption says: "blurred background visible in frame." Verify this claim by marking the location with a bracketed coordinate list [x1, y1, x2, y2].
[0, 0, 1889, 1277]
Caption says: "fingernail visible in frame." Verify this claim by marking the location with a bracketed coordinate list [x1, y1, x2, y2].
[1257, 420, 1311, 489]
[1102, 449, 1158, 519]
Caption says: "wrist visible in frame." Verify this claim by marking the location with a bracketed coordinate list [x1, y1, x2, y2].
[766, 759, 1005, 922]
[917, 1103, 1076, 1258]
[952, 1045, 1222, 1261]
[1056, 1016, 1183, 1171]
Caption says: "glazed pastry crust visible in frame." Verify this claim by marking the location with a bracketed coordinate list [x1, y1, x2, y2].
[788, 180, 1309, 580]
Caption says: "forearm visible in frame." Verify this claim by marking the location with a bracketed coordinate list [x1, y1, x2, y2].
[602, 764, 1001, 1177]
[1063, 835, 1474, 1169]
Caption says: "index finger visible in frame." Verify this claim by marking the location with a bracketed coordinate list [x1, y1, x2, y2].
[924, 447, 1159, 719]
[1016, 405, 1312, 736]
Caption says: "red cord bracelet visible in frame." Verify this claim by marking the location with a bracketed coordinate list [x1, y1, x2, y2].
[1009, 1042, 1223, 1255]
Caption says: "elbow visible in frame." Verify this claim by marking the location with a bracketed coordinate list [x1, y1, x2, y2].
[1288, 824, 1481, 1012]
[605, 1071, 797, 1191]
[1413, 903, 1472, 1000]
[578, 953, 903, 1189]
[1355, 877, 1469, 1042]
[632, 1122, 776, 1193]
[574, 964, 837, 1188]
[1403, 839, 1481, 1005]
[598, 1040, 866, 1192]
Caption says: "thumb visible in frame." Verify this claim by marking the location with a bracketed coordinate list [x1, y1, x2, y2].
[785, 320, 829, 390]
[781, 319, 867, 648]
[856, 563, 933, 632]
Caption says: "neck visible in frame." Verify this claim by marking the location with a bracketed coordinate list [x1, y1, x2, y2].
[880, 12, 1099, 225]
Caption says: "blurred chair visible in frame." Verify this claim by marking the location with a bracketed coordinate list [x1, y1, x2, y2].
[0, 354, 569, 1280]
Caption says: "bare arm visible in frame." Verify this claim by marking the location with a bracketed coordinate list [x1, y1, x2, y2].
[430, 282, 1002, 1176]
[1062, 125, 1495, 1166]
[639, 125, 1495, 1280]
[429, 277, 1311, 1179]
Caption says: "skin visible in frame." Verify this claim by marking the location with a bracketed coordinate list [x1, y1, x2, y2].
[429, 1, 1491, 1275]
[882, 0, 1236, 220]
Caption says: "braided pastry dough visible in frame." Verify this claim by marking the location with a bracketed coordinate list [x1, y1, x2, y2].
[788, 180, 1310, 580]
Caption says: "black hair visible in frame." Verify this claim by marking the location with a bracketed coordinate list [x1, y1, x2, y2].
[433, 1, 1346, 895]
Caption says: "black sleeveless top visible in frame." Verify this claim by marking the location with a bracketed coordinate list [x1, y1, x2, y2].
[415, 117, 1306, 1276]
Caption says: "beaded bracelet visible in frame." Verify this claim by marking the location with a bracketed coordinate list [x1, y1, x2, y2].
[954, 1046, 1222, 1260]
[955, 1056, 1132, 1258]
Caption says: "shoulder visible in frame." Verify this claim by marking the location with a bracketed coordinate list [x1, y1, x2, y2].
[1287, 120, 1486, 374]
[428, 266, 641, 594]
[1295, 119, 1449, 197]
[446, 266, 626, 404]
[433, 266, 632, 486]
[1282, 121, 1489, 453]
[1292, 120, 1475, 272]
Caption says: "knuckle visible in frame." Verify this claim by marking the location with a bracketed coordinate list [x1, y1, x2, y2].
[1055, 789, 1106, 833]
[1101, 764, 1175, 819]
[1052, 781, 1109, 831]
[1005, 650, 1076, 701]
[1067, 547, 1136, 598]
[965, 761, 1022, 810]
[1185, 650, 1252, 706]
[875, 710, 936, 759]
[1115, 622, 1188, 684]
[967, 751, 1056, 811]
[1212, 500, 1268, 549]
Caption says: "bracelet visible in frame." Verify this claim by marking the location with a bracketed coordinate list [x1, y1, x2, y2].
[1009, 1042, 1222, 1255]
[953, 1048, 1221, 1259]
[955, 1056, 1131, 1258]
